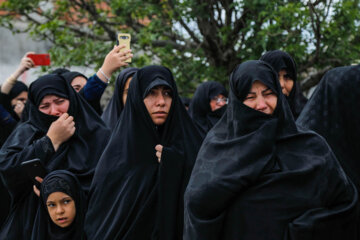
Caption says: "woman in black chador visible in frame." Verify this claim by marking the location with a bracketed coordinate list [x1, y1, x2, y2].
[0, 74, 110, 239]
[188, 81, 228, 139]
[260, 50, 307, 119]
[31, 170, 86, 240]
[297, 65, 360, 197]
[184, 60, 358, 240]
[85, 65, 202, 240]
[101, 67, 138, 129]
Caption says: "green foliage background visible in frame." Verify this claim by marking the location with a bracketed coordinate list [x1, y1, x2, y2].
[1, 0, 360, 96]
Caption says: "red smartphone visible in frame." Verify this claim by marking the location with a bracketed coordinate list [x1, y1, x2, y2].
[27, 53, 51, 66]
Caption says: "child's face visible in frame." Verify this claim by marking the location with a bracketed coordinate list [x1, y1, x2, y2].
[46, 192, 76, 228]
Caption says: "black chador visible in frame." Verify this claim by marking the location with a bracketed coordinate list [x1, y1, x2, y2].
[297, 65, 360, 196]
[101, 67, 138, 129]
[188, 81, 228, 139]
[184, 60, 358, 240]
[85, 65, 202, 240]
[0, 74, 110, 239]
[260, 50, 307, 119]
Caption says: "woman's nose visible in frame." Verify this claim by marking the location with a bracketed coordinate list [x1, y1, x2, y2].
[255, 97, 267, 111]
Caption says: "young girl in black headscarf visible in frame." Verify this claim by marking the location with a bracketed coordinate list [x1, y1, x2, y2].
[184, 60, 358, 240]
[85, 65, 202, 240]
[31, 170, 86, 240]
[260, 50, 307, 119]
[297, 65, 360, 199]
[0, 74, 110, 239]
[188, 81, 228, 139]
[101, 67, 139, 129]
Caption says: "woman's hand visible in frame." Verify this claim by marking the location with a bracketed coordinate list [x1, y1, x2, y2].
[97, 45, 133, 83]
[13, 100, 25, 118]
[47, 113, 75, 151]
[155, 144, 163, 163]
[17, 52, 35, 74]
[33, 176, 43, 197]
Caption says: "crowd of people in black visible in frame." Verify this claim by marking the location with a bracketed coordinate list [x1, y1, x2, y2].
[0, 45, 359, 240]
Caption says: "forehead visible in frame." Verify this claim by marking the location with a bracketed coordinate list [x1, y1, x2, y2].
[47, 191, 72, 201]
[40, 95, 64, 103]
[249, 80, 271, 91]
[71, 76, 87, 84]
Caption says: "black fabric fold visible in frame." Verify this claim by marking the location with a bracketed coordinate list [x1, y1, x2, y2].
[184, 60, 358, 240]
[85, 65, 202, 240]
[297, 65, 360, 195]
[0, 74, 110, 239]
[260, 50, 308, 119]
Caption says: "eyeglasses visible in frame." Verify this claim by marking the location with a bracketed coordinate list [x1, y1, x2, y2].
[213, 97, 228, 105]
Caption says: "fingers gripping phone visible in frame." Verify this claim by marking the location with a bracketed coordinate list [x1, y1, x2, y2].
[27, 53, 51, 66]
[117, 33, 131, 63]
[21, 158, 47, 188]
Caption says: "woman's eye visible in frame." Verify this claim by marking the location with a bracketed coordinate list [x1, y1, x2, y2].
[47, 203, 55, 207]
[39, 105, 49, 110]
[64, 199, 71, 204]
[244, 96, 255, 100]
[55, 100, 64, 105]
[264, 91, 275, 96]
[163, 91, 171, 97]
[284, 75, 292, 80]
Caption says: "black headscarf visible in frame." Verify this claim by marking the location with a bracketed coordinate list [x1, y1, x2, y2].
[85, 65, 202, 240]
[101, 67, 138, 129]
[260, 50, 308, 119]
[8, 81, 28, 102]
[61, 71, 88, 86]
[188, 81, 228, 139]
[180, 97, 191, 108]
[184, 60, 358, 240]
[0, 74, 110, 239]
[0, 81, 29, 122]
[297, 65, 360, 194]
[51, 68, 70, 75]
[31, 170, 86, 240]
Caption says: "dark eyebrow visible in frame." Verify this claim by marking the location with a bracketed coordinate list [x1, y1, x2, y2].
[262, 87, 272, 93]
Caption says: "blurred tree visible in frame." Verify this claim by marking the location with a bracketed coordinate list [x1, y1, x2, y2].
[1, 0, 360, 95]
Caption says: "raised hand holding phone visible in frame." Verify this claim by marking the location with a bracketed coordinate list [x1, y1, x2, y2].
[96, 44, 133, 83]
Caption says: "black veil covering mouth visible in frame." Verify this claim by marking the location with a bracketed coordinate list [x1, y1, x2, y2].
[101, 67, 138, 129]
[260, 50, 308, 119]
[184, 60, 358, 240]
[297, 65, 360, 195]
[0, 74, 111, 239]
[85, 65, 202, 240]
[188, 81, 228, 139]
[31, 170, 86, 240]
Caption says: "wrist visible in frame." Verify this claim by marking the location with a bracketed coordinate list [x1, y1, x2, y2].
[13, 68, 25, 78]
[97, 67, 112, 83]
[46, 134, 61, 152]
